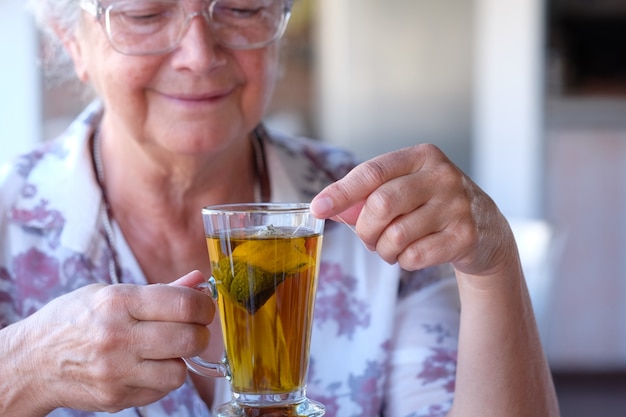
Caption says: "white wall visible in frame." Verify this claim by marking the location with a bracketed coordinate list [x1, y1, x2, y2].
[0, 0, 41, 165]
[315, 0, 545, 220]
[314, 0, 551, 345]
[473, 0, 545, 219]
[315, 0, 474, 173]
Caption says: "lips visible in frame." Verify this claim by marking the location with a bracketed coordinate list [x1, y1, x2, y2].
[161, 87, 234, 103]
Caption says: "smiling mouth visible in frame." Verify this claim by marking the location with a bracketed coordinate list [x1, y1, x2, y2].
[164, 88, 233, 103]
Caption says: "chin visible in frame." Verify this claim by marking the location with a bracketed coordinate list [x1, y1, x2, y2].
[162, 132, 243, 155]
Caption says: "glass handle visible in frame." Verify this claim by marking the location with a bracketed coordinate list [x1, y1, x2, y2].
[183, 277, 229, 379]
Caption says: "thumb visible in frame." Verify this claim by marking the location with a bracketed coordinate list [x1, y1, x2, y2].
[311, 192, 365, 225]
[169, 270, 207, 288]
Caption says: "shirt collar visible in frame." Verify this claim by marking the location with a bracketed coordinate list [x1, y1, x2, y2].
[34, 101, 103, 253]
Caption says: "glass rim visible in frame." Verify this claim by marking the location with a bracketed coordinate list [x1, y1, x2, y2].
[202, 202, 311, 215]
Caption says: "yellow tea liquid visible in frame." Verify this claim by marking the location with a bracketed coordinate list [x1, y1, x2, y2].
[206, 226, 322, 395]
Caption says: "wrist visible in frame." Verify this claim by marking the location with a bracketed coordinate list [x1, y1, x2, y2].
[0, 319, 57, 416]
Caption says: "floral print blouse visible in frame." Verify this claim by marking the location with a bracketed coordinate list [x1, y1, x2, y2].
[0, 102, 460, 417]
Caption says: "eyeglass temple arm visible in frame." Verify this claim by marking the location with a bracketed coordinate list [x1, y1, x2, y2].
[80, 0, 101, 18]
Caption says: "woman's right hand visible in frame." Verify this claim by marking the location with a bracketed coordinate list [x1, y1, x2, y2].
[0, 270, 215, 415]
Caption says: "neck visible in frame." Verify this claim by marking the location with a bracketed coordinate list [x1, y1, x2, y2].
[91, 125, 270, 283]
[93, 124, 269, 216]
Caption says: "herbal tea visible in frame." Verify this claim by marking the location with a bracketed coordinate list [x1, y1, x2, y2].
[206, 226, 322, 394]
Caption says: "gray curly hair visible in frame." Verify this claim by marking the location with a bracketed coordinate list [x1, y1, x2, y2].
[25, 0, 83, 84]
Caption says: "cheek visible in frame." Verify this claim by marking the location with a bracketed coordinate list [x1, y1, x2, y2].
[94, 57, 158, 105]
[262, 56, 281, 103]
[242, 49, 281, 113]
[80, 26, 159, 98]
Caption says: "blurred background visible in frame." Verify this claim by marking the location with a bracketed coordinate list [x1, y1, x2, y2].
[2, 0, 626, 415]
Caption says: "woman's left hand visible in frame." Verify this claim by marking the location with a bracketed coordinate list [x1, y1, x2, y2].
[311, 143, 560, 417]
[310, 143, 518, 279]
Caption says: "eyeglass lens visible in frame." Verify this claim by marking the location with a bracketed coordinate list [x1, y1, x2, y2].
[103, 0, 288, 55]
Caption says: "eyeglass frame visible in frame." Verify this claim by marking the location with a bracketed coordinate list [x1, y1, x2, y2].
[79, 0, 293, 55]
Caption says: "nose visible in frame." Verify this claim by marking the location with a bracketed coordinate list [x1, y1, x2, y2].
[170, 12, 226, 71]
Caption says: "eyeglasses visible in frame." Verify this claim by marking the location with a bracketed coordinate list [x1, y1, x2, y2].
[79, 0, 292, 55]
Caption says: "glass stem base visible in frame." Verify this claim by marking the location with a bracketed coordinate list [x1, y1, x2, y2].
[215, 397, 325, 417]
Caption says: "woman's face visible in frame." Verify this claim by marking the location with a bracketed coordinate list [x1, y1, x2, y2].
[65, 2, 281, 155]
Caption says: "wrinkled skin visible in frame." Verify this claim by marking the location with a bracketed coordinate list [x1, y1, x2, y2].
[2, 271, 214, 415]
[312, 144, 515, 279]
[311, 143, 560, 417]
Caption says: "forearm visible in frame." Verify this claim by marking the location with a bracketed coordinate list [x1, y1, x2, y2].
[0, 320, 56, 416]
[449, 262, 559, 417]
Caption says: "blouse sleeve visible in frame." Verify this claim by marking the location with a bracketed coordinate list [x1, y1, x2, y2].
[384, 273, 460, 417]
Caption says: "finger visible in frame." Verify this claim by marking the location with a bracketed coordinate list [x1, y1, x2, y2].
[108, 284, 215, 325]
[168, 270, 206, 288]
[311, 145, 431, 219]
[395, 229, 464, 272]
[66, 356, 188, 412]
[131, 321, 211, 360]
[354, 172, 433, 250]
[386, 195, 484, 272]
[128, 358, 188, 396]
[331, 201, 365, 226]
[372, 199, 445, 264]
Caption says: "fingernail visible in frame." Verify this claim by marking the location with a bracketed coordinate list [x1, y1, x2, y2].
[311, 196, 333, 216]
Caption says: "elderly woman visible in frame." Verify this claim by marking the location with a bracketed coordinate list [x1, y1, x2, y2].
[0, 0, 558, 416]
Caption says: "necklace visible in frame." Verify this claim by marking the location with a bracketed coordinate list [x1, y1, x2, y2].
[90, 126, 271, 285]
[92, 130, 123, 284]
